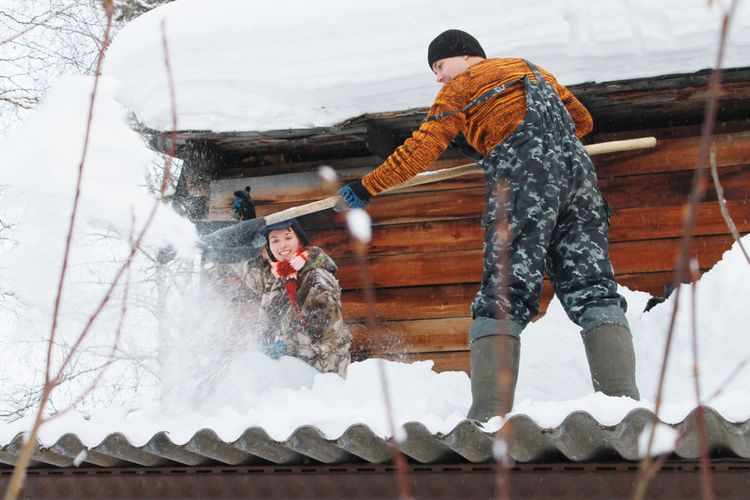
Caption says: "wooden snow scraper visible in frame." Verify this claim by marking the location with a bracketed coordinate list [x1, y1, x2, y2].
[200, 136, 657, 262]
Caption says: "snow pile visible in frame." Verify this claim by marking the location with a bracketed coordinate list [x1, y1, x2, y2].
[0, 76, 199, 414]
[1, 234, 749, 445]
[103, 0, 750, 132]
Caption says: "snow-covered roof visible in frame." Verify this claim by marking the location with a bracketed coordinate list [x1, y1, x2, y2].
[1, 408, 747, 468]
[103, 0, 750, 133]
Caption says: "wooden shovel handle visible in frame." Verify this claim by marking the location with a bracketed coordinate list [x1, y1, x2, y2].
[264, 136, 656, 225]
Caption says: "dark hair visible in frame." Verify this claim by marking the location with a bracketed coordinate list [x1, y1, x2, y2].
[264, 218, 310, 261]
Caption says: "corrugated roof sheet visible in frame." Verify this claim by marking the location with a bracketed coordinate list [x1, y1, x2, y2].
[2, 407, 749, 469]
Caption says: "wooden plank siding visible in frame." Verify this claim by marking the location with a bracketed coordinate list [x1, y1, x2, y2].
[206, 129, 749, 372]
[182, 70, 750, 374]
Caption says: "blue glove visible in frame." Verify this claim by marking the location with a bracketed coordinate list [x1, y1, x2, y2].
[336, 180, 371, 211]
[264, 340, 286, 360]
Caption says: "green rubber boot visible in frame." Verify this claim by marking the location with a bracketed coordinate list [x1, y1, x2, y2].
[467, 335, 521, 422]
[583, 324, 640, 400]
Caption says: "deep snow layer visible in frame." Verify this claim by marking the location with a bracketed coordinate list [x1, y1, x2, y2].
[103, 0, 750, 132]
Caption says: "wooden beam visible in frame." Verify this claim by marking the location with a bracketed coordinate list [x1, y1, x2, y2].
[343, 283, 477, 321]
[600, 165, 750, 209]
[610, 201, 750, 241]
[306, 201, 750, 263]
[378, 351, 471, 374]
[575, 67, 750, 132]
[333, 235, 735, 290]
[594, 130, 750, 178]
[349, 317, 472, 355]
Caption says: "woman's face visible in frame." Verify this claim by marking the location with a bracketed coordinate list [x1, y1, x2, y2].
[268, 227, 301, 262]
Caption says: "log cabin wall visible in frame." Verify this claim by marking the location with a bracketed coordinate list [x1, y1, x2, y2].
[165, 68, 750, 373]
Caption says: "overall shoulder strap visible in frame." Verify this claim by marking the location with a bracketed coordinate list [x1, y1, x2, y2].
[522, 59, 545, 85]
[424, 75, 526, 123]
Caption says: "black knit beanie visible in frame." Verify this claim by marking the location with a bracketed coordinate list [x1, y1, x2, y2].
[428, 29, 486, 70]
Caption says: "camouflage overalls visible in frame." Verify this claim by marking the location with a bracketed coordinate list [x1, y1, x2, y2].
[468, 61, 628, 342]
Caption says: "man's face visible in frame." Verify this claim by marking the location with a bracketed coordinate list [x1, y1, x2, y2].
[432, 55, 471, 84]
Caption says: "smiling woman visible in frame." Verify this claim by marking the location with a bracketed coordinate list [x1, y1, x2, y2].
[217, 218, 352, 377]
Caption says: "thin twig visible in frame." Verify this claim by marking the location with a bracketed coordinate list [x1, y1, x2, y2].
[48, 214, 135, 420]
[689, 264, 714, 500]
[0, 1, 80, 46]
[44, 0, 114, 385]
[4, 2, 115, 497]
[351, 241, 413, 499]
[706, 358, 750, 403]
[709, 144, 750, 264]
[159, 19, 177, 197]
[633, 1, 739, 498]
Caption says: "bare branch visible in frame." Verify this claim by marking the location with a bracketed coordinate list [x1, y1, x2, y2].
[0, 93, 38, 109]
[159, 18, 176, 197]
[0, 1, 80, 46]
[709, 143, 750, 264]
[4, 3, 116, 498]
[634, 1, 739, 498]
[47, 215, 134, 419]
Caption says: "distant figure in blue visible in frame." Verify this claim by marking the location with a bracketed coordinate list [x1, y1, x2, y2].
[232, 185, 257, 221]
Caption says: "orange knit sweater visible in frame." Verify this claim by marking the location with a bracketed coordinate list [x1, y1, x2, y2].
[362, 58, 593, 195]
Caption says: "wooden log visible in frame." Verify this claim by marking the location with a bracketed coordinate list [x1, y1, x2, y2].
[349, 317, 472, 355]
[312, 200, 750, 260]
[600, 165, 750, 210]
[610, 200, 750, 242]
[353, 270, 688, 372]
[342, 270, 679, 323]
[610, 234, 735, 274]
[575, 69, 750, 133]
[377, 351, 471, 374]
[333, 235, 735, 290]
[594, 130, 750, 178]
[589, 118, 750, 145]
[342, 283, 476, 321]
[345, 271, 684, 362]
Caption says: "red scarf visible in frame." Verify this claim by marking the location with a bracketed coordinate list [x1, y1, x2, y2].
[270, 249, 309, 325]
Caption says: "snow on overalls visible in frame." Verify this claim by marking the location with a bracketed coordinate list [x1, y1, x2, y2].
[461, 61, 629, 342]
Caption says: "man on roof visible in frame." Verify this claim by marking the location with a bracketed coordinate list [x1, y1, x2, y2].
[338, 29, 640, 421]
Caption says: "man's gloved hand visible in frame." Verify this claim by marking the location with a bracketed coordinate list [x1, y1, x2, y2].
[336, 179, 371, 211]
[264, 340, 286, 360]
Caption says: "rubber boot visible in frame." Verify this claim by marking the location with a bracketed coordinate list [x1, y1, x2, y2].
[583, 324, 640, 400]
[467, 335, 521, 422]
